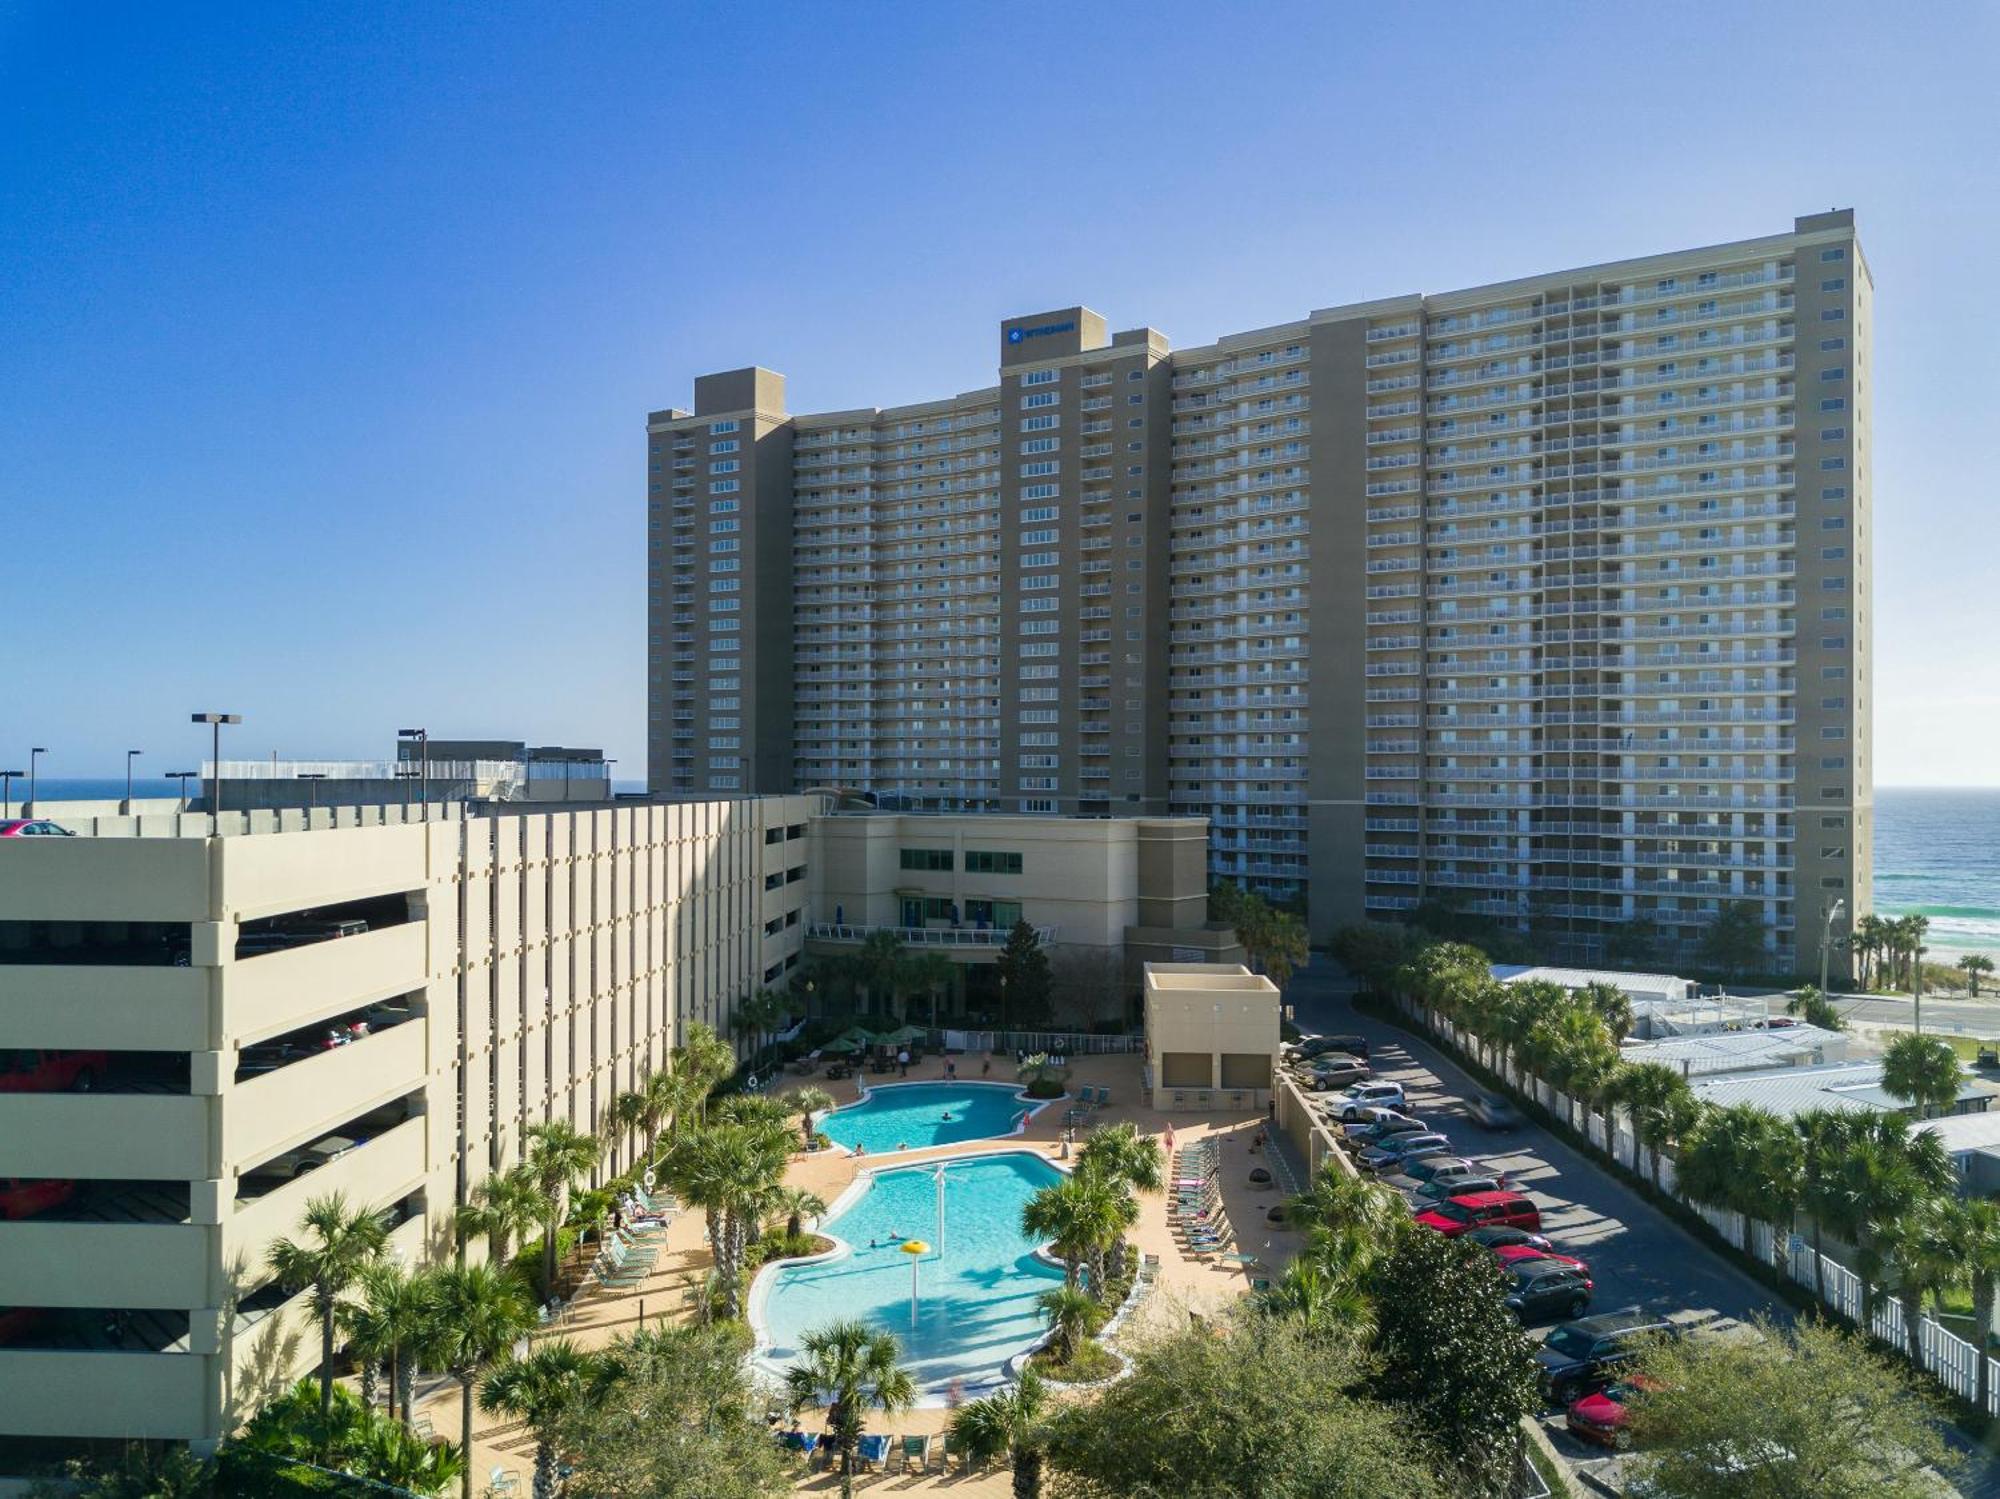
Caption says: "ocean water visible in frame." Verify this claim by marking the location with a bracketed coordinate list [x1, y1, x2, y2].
[1872, 787, 2000, 958]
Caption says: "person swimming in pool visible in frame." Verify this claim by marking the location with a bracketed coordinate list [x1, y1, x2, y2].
[941, 1111, 954, 1122]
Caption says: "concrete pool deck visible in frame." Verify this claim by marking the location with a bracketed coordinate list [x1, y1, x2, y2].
[414, 1049, 1304, 1494]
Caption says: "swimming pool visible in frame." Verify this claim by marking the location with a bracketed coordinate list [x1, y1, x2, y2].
[816, 1080, 1047, 1155]
[750, 1151, 1067, 1399]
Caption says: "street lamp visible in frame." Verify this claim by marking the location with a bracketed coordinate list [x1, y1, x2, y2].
[397, 729, 428, 806]
[0, 770, 22, 819]
[165, 770, 198, 812]
[125, 749, 143, 808]
[1819, 897, 1847, 1002]
[297, 772, 327, 810]
[28, 747, 46, 811]
[190, 714, 242, 836]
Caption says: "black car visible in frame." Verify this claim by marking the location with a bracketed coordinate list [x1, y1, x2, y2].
[1505, 1262, 1593, 1325]
[1534, 1310, 1676, 1402]
[1296, 1033, 1370, 1061]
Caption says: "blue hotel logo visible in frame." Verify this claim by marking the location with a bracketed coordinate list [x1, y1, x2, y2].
[1008, 320, 1076, 344]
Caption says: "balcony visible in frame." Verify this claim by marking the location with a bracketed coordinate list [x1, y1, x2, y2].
[807, 923, 1055, 949]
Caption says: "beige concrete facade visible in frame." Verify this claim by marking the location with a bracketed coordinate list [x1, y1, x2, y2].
[648, 211, 1872, 976]
[1141, 963, 1281, 1110]
[0, 793, 815, 1463]
[804, 812, 1239, 1012]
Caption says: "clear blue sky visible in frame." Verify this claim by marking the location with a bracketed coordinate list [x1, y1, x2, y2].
[5, 1, 1995, 784]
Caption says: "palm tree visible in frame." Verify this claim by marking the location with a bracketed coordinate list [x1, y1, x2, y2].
[661, 1121, 789, 1312]
[1073, 1124, 1163, 1281]
[788, 1086, 834, 1150]
[1960, 954, 1995, 998]
[855, 929, 909, 1019]
[1675, 1103, 1801, 1262]
[339, 1260, 434, 1423]
[480, 1338, 601, 1499]
[1885, 1201, 1962, 1367]
[1579, 981, 1635, 1042]
[947, 1366, 1052, 1499]
[768, 1185, 827, 1241]
[266, 1192, 391, 1420]
[1607, 1061, 1701, 1183]
[784, 1319, 917, 1497]
[1829, 1116, 1955, 1325]
[1255, 1252, 1375, 1339]
[1795, 1109, 1860, 1298]
[456, 1165, 542, 1265]
[231, 1376, 464, 1496]
[904, 951, 957, 1030]
[523, 1119, 602, 1298]
[420, 1262, 535, 1499]
[673, 1021, 737, 1132]
[1021, 1171, 1133, 1298]
[1853, 913, 1893, 989]
[1880, 1032, 1964, 1120]
[1939, 1198, 2000, 1413]
[1036, 1283, 1103, 1364]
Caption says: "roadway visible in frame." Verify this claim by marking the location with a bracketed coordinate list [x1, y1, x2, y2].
[1283, 957, 1997, 1496]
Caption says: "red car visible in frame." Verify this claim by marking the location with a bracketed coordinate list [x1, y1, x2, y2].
[0, 819, 74, 837]
[0, 1178, 76, 1220]
[1565, 1376, 1662, 1449]
[1413, 1190, 1541, 1237]
[0, 1050, 108, 1093]
[1492, 1242, 1589, 1275]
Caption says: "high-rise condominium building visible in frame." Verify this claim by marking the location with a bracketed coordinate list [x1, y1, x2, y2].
[647, 211, 1871, 973]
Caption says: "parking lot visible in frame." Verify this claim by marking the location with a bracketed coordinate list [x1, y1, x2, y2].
[1281, 958, 2000, 1496]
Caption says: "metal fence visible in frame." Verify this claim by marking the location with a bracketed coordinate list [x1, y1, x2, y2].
[935, 1028, 1145, 1057]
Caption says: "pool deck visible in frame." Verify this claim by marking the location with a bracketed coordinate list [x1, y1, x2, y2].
[415, 1050, 1302, 1495]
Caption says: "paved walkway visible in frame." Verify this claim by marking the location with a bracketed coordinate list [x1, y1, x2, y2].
[412, 1050, 1297, 1494]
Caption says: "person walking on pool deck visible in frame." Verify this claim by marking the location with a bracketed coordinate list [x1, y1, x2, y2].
[898, 1048, 910, 1076]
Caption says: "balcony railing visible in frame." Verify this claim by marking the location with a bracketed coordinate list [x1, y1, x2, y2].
[807, 923, 1057, 948]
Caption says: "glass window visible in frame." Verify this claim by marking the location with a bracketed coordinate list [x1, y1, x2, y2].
[965, 850, 1024, 875]
[899, 848, 954, 872]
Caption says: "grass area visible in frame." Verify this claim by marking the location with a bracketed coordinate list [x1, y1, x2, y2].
[1029, 1339, 1122, 1383]
[1938, 1036, 2000, 1062]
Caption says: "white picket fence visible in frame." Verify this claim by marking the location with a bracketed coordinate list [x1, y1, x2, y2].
[1404, 996, 2000, 1413]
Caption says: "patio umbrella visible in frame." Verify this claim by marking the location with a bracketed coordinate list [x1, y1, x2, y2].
[820, 1035, 861, 1054]
[881, 1024, 928, 1046]
[838, 1026, 879, 1047]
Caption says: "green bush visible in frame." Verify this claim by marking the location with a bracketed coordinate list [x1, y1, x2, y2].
[1023, 1076, 1066, 1100]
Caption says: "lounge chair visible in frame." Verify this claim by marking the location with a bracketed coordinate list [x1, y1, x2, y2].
[900, 1433, 930, 1473]
[1095, 1087, 1111, 1108]
[934, 1431, 955, 1472]
[488, 1467, 521, 1496]
[856, 1433, 892, 1471]
[410, 1412, 434, 1441]
[1218, 1251, 1262, 1269]
[780, 1429, 820, 1459]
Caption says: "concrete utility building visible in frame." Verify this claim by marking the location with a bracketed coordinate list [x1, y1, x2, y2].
[1141, 962, 1282, 1112]
[647, 212, 1874, 976]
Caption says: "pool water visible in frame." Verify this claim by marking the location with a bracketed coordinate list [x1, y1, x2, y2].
[752, 1152, 1067, 1398]
[818, 1080, 1043, 1155]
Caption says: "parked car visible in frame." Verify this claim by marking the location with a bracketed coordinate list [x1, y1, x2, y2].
[1413, 1190, 1542, 1238]
[1492, 1242, 1589, 1275]
[1305, 1055, 1371, 1090]
[1565, 1377, 1663, 1449]
[243, 1132, 365, 1182]
[1463, 1225, 1553, 1253]
[1380, 1155, 1477, 1193]
[0, 1178, 76, 1220]
[1344, 1113, 1428, 1149]
[1506, 1260, 1594, 1324]
[0, 1049, 108, 1094]
[1413, 1172, 1505, 1206]
[1466, 1092, 1523, 1129]
[1359, 1131, 1453, 1174]
[1534, 1310, 1678, 1403]
[1297, 1033, 1369, 1061]
[1330, 1081, 1406, 1120]
[0, 819, 74, 837]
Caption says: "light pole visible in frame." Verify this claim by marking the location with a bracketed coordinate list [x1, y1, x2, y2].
[28, 747, 46, 811]
[901, 1238, 930, 1329]
[394, 767, 419, 808]
[165, 770, 198, 812]
[191, 714, 242, 836]
[297, 772, 326, 809]
[125, 749, 143, 808]
[397, 729, 428, 806]
[0, 770, 21, 819]
[1819, 898, 1847, 1002]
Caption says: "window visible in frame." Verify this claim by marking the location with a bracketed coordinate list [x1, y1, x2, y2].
[1822, 666, 1848, 679]
[1021, 526, 1059, 544]
[710, 499, 738, 513]
[1021, 368, 1059, 387]
[1822, 546, 1848, 559]
[1822, 486, 1848, 500]
[899, 848, 953, 872]
[709, 458, 740, 474]
[1822, 696, 1848, 709]
[1819, 456, 1846, 470]
[1820, 338, 1847, 352]
[1820, 398, 1846, 412]
[1821, 308, 1846, 320]
[1821, 758, 1847, 770]
[965, 850, 1024, 875]
[1127, 369, 1144, 381]
[1819, 367, 1847, 382]
[1822, 606, 1848, 620]
[709, 419, 739, 434]
[710, 478, 740, 493]
[1021, 437, 1059, 455]
[1022, 392, 1058, 410]
[1822, 815, 1848, 829]
[1821, 277, 1847, 291]
[1820, 247, 1846, 262]
[1022, 483, 1059, 500]
[1020, 461, 1058, 477]
[1822, 635, 1848, 648]
[1023, 413, 1058, 432]
[1822, 516, 1848, 531]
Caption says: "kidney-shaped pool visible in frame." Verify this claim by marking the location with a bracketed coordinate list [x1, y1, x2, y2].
[749, 1150, 1067, 1401]
[816, 1080, 1048, 1155]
